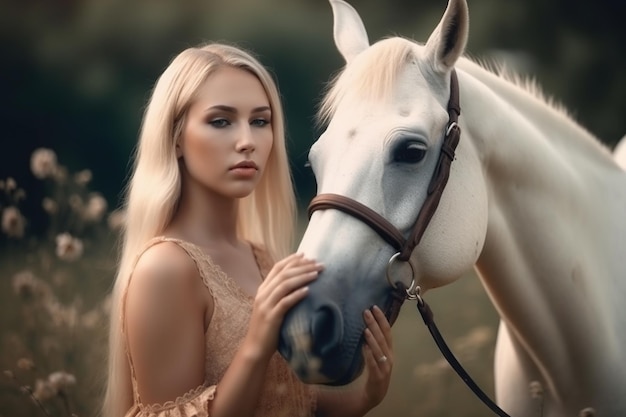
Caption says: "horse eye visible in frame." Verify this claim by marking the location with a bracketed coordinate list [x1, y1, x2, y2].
[393, 141, 427, 164]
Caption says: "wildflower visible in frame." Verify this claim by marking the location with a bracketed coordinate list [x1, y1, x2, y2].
[414, 358, 449, 379]
[68, 194, 83, 213]
[12, 271, 40, 299]
[47, 371, 76, 392]
[107, 209, 126, 231]
[2, 206, 26, 238]
[81, 309, 101, 329]
[13, 188, 26, 202]
[30, 148, 58, 180]
[55, 233, 84, 262]
[45, 299, 78, 327]
[579, 408, 596, 417]
[32, 378, 56, 401]
[529, 380, 544, 400]
[42, 197, 58, 215]
[52, 165, 68, 183]
[74, 169, 92, 186]
[5, 177, 17, 191]
[452, 325, 494, 361]
[16, 358, 35, 371]
[83, 193, 108, 222]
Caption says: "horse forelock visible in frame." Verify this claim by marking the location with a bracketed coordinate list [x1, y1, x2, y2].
[318, 37, 417, 126]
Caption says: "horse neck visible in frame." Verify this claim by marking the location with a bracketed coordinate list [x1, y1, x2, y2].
[454, 59, 626, 386]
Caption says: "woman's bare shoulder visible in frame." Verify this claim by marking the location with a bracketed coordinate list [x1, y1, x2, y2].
[126, 241, 204, 314]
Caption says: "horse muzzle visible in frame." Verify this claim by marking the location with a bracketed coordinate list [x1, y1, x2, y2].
[278, 281, 370, 385]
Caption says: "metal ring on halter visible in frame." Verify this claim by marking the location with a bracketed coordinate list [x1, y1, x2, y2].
[446, 121, 458, 137]
[386, 252, 418, 300]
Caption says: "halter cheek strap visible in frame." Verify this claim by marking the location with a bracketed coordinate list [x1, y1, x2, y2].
[308, 70, 461, 275]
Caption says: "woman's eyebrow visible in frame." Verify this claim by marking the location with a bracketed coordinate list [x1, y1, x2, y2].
[204, 105, 271, 113]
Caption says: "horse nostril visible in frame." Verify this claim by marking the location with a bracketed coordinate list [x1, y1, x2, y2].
[311, 304, 343, 356]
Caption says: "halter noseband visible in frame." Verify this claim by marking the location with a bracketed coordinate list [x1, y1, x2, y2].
[307, 70, 461, 305]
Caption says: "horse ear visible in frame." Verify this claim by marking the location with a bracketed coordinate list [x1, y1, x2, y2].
[424, 0, 469, 73]
[330, 0, 370, 64]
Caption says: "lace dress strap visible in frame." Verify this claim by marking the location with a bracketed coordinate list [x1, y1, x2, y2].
[121, 236, 212, 408]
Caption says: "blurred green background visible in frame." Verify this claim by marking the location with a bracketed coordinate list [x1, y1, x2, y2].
[2, 0, 625, 222]
[1, 0, 625, 416]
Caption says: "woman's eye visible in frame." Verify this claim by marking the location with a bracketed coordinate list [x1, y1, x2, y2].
[251, 118, 270, 127]
[393, 141, 427, 164]
[209, 119, 229, 128]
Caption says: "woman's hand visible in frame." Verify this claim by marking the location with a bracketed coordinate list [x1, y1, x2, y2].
[245, 253, 323, 360]
[360, 305, 393, 411]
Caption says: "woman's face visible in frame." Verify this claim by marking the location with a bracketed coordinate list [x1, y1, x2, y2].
[178, 66, 273, 199]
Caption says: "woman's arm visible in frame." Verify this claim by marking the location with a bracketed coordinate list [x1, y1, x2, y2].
[126, 247, 322, 416]
[315, 306, 394, 417]
[125, 242, 208, 404]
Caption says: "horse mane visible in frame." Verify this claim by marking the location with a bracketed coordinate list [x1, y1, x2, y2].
[470, 56, 571, 118]
[318, 37, 415, 126]
[319, 36, 573, 127]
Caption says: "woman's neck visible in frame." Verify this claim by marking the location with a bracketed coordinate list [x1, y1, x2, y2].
[166, 183, 240, 247]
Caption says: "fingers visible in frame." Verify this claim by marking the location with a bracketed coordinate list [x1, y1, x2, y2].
[254, 254, 323, 321]
[363, 306, 393, 368]
[260, 255, 323, 303]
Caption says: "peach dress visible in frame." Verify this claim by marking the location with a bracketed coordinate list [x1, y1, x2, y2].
[122, 237, 317, 417]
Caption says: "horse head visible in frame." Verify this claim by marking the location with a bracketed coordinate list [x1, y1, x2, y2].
[279, 0, 489, 385]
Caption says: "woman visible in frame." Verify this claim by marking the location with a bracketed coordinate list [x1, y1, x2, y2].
[103, 43, 393, 417]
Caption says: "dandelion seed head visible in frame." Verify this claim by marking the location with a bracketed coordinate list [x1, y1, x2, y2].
[45, 299, 79, 327]
[12, 270, 41, 299]
[52, 165, 68, 183]
[68, 194, 83, 212]
[30, 148, 58, 180]
[529, 380, 544, 400]
[2, 206, 26, 238]
[81, 309, 101, 328]
[5, 177, 17, 191]
[4, 370, 14, 379]
[83, 193, 108, 222]
[48, 371, 76, 391]
[414, 358, 449, 380]
[55, 232, 84, 262]
[579, 407, 596, 417]
[16, 358, 35, 371]
[452, 325, 494, 361]
[33, 378, 57, 401]
[74, 169, 92, 186]
[42, 198, 58, 214]
[13, 188, 26, 202]
[107, 209, 126, 231]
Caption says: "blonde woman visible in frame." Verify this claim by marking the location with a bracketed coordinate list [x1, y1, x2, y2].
[103, 43, 393, 417]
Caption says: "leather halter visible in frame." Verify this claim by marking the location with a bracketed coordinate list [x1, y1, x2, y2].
[306, 70, 512, 417]
[308, 69, 461, 281]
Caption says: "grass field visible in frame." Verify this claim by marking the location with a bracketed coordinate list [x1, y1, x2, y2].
[1, 149, 504, 416]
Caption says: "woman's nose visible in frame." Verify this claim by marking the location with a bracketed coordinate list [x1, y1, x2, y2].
[236, 125, 255, 153]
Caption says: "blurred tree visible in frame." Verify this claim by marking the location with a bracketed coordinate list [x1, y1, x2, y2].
[1, 0, 624, 220]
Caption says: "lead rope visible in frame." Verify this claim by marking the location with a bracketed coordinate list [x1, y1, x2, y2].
[405, 285, 512, 417]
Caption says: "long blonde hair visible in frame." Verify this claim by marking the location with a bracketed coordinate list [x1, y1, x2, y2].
[102, 43, 296, 417]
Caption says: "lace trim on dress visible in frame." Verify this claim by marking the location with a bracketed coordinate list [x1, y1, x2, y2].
[137, 384, 216, 414]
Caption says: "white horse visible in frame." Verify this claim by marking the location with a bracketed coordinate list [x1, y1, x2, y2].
[278, 0, 626, 416]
